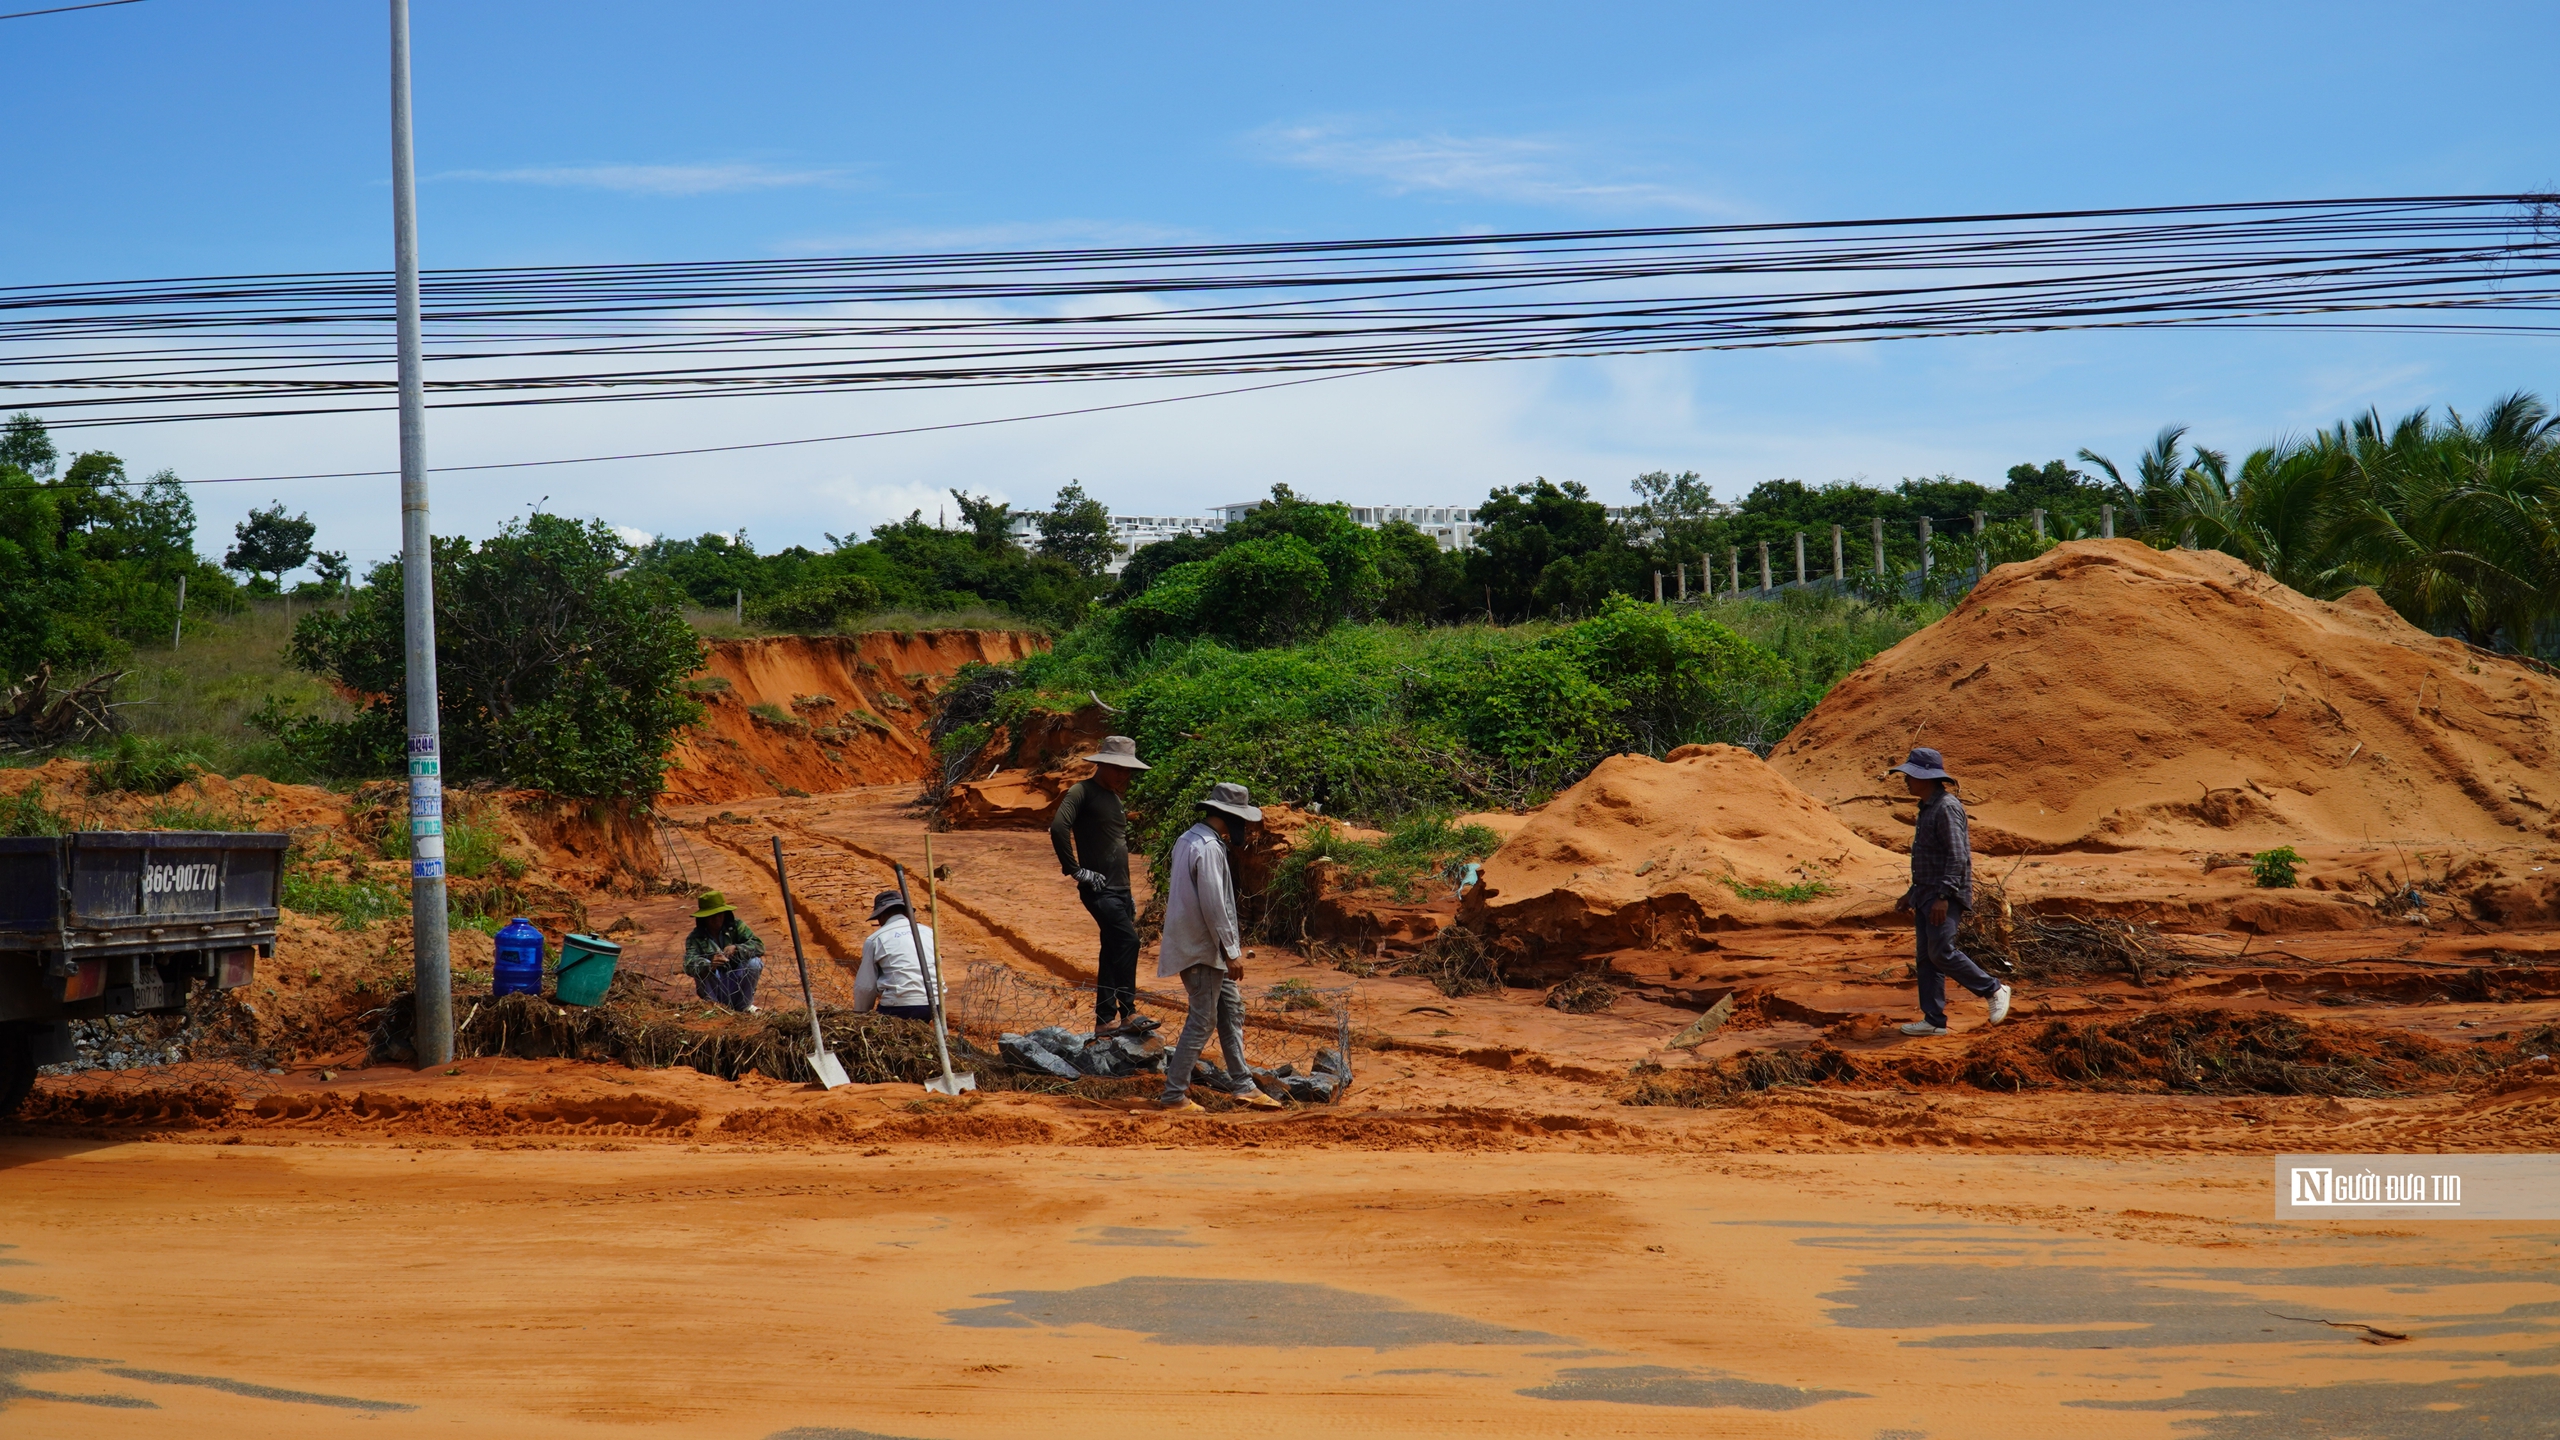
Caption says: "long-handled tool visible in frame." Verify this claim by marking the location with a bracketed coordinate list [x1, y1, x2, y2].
[773, 836, 849, 1090]
[896, 850, 974, 1096]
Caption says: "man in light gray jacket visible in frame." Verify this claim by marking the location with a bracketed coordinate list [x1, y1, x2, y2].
[1150, 782, 1286, 1112]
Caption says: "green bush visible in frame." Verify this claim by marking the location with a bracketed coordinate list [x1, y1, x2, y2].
[277, 514, 705, 797]
[84, 734, 208, 795]
[2252, 846, 2302, 889]
[752, 574, 883, 631]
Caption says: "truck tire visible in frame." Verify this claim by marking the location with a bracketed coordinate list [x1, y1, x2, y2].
[0, 1025, 34, 1120]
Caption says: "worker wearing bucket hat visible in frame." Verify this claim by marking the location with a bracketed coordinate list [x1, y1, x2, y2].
[1052, 735, 1148, 1035]
[681, 891, 766, 1012]
[854, 890, 940, 1022]
[1149, 782, 1283, 1112]
[1888, 748, 2010, 1035]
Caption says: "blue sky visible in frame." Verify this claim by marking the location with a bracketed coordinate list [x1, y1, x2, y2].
[4, 0, 2554, 568]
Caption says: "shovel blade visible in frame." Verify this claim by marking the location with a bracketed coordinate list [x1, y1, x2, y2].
[810, 1050, 851, 1090]
[923, 1071, 977, 1096]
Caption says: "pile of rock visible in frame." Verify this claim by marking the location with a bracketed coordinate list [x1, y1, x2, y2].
[991, 1019, 1352, 1103]
[999, 1018, 1167, 1079]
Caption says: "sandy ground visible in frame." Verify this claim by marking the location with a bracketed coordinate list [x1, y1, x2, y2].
[5, 1135, 2558, 1438]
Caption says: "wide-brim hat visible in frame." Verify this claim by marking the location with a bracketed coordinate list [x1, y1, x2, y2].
[870, 890, 909, 922]
[692, 890, 736, 919]
[1084, 735, 1149, 770]
[1889, 746, 1956, 783]
[1197, 781, 1263, 823]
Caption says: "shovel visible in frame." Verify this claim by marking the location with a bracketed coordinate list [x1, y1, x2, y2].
[772, 836, 850, 1090]
[897, 846, 974, 1096]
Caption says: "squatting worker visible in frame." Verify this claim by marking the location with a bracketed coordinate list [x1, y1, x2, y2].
[1890, 747, 2011, 1036]
[1052, 735, 1148, 1035]
[1149, 783, 1285, 1113]
[855, 890, 940, 1021]
[682, 891, 765, 1012]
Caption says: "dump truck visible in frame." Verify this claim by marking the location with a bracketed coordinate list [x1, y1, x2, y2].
[0, 831, 284, 1116]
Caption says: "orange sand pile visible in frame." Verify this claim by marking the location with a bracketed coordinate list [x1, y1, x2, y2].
[1460, 743, 1904, 965]
[1771, 540, 2560, 853]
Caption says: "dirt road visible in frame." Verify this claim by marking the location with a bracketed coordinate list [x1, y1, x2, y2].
[7, 1135, 2557, 1438]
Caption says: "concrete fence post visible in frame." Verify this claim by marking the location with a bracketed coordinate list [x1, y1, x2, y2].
[1728, 547, 1739, 595]
[1919, 516, 1933, 579]
[2031, 507, 2046, 541]
[1830, 524, 1844, 581]
[1757, 540, 1772, 594]
[1793, 532, 1807, 586]
[2101, 504, 2114, 539]
[1871, 516, 1885, 574]
[1971, 510, 1987, 578]
[1653, 570, 1663, 603]
[1676, 563, 1687, 601]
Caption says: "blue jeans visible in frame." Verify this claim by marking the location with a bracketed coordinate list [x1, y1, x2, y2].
[696, 957, 763, 1011]
[1157, 964, 1254, 1102]
[1916, 908, 1997, 1027]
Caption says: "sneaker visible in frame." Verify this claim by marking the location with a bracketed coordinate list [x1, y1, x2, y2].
[1987, 985, 2012, 1025]
[1231, 1088, 1284, 1111]
[1148, 1096, 1204, 1113]
[1899, 1021, 1950, 1037]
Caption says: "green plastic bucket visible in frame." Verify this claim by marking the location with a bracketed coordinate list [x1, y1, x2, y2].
[552, 933, 622, 1007]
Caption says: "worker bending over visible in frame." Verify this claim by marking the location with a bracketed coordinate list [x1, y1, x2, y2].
[856, 889, 941, 1021]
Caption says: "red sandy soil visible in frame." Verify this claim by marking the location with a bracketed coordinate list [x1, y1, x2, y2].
[663, 630, 1048, 805]
[1772, 538, 2560, 853]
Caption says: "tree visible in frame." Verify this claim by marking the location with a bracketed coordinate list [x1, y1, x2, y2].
[224, 501, 315, 590]
[311, 549, 351, 594]
[1035, 481, 1117, 577]
[281, 514, 706, 797]
[950, 491, 1014, 550]
[1, 412, 57, 479]
[1463, 478, 1620, 619]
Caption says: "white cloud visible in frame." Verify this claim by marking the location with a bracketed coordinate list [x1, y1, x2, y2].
[1252, 123, 1741, 216]
[610, 524, 655, 549]
[433, 162, 862, 197]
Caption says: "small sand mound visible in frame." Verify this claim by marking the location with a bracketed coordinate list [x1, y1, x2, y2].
[1771, 540, 2560, 852]
[1460, 744, 1904, 969]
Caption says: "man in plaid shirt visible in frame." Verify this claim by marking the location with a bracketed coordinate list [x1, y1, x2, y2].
[1891, 747, 2012, 1036]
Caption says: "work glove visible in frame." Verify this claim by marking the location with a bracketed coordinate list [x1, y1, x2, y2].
[1074, 868, 1108, 893]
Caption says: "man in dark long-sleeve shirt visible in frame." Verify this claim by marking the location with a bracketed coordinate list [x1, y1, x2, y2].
[1052, 735, 1147, 1033]
[1890, 747, 2011, 1036]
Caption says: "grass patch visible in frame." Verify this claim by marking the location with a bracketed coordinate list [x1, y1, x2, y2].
[745, 701, 805, 730]
[143, 797, 262, 831]
[282, 869, 405, 930]
[1718, 875, 1831, 904]
[0, 783, 70, 837]
[112, 598, 355, 781]
[1258, 815, 1500, 942]
[83, 733, 208, 795]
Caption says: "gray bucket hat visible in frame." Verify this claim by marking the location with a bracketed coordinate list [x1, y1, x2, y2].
[1890, 746, 1956, 783]
[1083, 735, 1149, 770]
[869, 890, 909, 922]
[1197, 781, 1263, 823]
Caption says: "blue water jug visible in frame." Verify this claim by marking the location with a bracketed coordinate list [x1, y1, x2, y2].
[492, 917, 546, 998]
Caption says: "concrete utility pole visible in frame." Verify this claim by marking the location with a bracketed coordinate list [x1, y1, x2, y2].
[1870, 516, 1885, 574]
[2101, 504, 2115, 539]
[1830, 524, 1844, 582]
[391, 0, 451, 1068]
[1793, 532, 1806, 587]
[1757, 540, 1772, 594]
[1918, 516, 1933, 579]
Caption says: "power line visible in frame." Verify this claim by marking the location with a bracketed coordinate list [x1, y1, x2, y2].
[0, 0, 145, 19]
[0, 368, 1383, 489]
